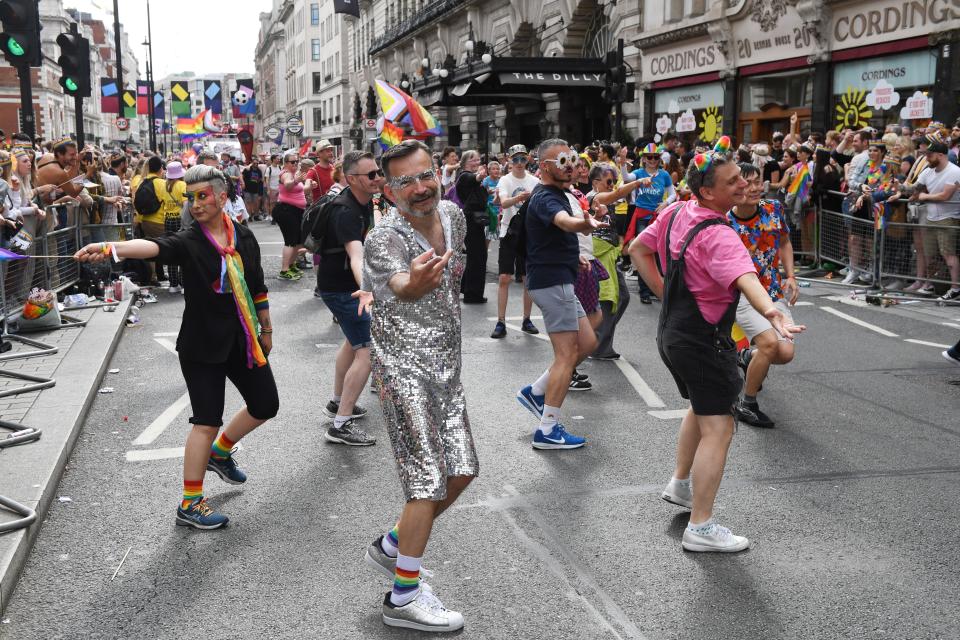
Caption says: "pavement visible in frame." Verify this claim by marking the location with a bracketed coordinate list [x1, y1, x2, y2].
[1, 219, 959, 639]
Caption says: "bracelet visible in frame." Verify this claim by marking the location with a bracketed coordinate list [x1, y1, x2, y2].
[260, 328, 273, 334]
[100, 242, 110, 255]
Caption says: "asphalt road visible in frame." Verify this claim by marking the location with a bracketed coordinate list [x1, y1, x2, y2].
[3, 220, 959, 640]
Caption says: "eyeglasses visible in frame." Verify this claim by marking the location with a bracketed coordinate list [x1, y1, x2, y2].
[543, 151, 578, 168]
[285, 158, 299, 163]
[388, 169, 437, 190]
[602, 178, 614, 186]
[349, 169, 384, 180]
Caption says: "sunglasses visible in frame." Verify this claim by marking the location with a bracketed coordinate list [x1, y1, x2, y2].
[543, 151, 578, 168]
[388, 169, 437, 190]
[643, 155, 659, 161]
[184, 187, 215, 203]
[600, 178, 614, 186]
[510, 156, 526, 164]
[349, 169, 385, 180]
[285, 158, 299, 163]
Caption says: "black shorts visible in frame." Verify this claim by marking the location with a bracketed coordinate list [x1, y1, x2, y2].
[497, 236, 526, 276]
[273, 202, 304, 246]
[657, 337, 741, 416]
[179, 343, 279, 427]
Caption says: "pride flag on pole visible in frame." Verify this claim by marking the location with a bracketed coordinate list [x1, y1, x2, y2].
[379, 119, 405, 149]
[787, 162, 811, 204]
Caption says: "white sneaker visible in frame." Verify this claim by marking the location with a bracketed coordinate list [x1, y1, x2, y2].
[660, 477, 692, 509]
[841, 271, 858, 285]
[382, 588, 464, 632]
[682, 523, 750, 553]
[168, 285, 183, 294]
[858, 272, 874, 284]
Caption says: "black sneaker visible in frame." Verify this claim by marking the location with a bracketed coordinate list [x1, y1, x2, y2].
[737, 348, 752, 376]
[568, 378, 592, 391]
[490, 321, 507, 339]
[521, 318, 540, 334]
[175, 498, 228, 530]
[590, 352, 620, 360]
[323, 400, 368, 419]
[325, 419, 376, 446]
[572, 369, 589, 382]
[640, 296, 652, 304]
[734, 399, 774, 428]
[206, 453, 247, 485]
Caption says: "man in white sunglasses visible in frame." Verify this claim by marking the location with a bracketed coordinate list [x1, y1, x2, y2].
[516, 138, 608, 450]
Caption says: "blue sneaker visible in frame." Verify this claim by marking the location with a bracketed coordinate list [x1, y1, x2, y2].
[207, 454, 247, 485]
[532, 424, 586, 450]
[516, 385, 545, 419]
[176, 498, 229, 530]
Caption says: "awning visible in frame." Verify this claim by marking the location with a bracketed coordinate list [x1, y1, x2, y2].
[450, 82, 472, 97]
[418, 88, 444, 107]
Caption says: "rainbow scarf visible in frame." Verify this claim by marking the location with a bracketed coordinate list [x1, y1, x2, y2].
[864, 160, 888, 189]
[787, 162, 811, 203]
[199, 214, 267, 368]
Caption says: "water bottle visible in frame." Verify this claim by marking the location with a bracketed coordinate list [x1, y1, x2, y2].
[97, 280, 105, 299]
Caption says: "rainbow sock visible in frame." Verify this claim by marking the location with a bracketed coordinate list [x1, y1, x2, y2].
[182, 479, 203, 509]
[380, 525, 399, 558]
[390, 554, 421, 607]
[210, 433, 235, 461]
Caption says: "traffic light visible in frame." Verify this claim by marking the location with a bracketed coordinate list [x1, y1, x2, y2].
[602, 50, 628, 104]
[0, 0, 42, 67]
[56, 29, 92, 97]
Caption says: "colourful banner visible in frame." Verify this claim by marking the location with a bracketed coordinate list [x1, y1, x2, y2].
[171, 81, 191, 117]
[100, 77, 119, 114]
[203, 80, 222, 115]
[121, 89, 137, 118]
[136, 81, 150, 115]
[153, 91, 165, 120]
[231, 78, 255, 118]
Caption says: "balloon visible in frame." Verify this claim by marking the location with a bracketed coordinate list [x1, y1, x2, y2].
[192, 142, 203, 154]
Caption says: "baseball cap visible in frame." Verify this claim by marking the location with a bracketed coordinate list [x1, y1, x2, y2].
[927, 140, 949, 154]
[507, 144, 527, 157]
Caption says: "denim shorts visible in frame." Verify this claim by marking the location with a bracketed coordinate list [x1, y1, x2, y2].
[320, 291, 371, 349]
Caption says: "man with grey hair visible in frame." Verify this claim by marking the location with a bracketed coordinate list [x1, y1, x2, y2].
[516, 138, 606, 450]
[316, 150, 385, 446]
[360, 139, 474, 632]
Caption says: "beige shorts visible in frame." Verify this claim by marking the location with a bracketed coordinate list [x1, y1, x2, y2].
[736, 297, 794, 343]
[921, 217, 959, 259]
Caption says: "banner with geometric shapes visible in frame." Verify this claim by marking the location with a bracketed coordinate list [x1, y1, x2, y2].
[231, 78, 255, 118]
[153, 91, 165, 120]
[171, 81, 191, 117]
[121, 89, 137, 118]
[203, 80, 222, 115]
[100, 77, 119, 114]
[136, 81, 150, 114]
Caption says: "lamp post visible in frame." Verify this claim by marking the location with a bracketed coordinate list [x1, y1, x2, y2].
[142, 0, 156, 152]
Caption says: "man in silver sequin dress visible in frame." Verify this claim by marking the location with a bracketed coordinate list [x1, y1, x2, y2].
[360, 140, 477, 633]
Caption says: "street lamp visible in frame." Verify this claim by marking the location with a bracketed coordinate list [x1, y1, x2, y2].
[481, 53, 492, 64]
[465, 40, 474, 53]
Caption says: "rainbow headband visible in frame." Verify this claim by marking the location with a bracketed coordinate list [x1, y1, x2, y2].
[691, 136, 731, 174]
[51, 136, 76, 148]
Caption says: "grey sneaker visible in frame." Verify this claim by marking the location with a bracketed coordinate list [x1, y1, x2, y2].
[682, 523, 750, 553]
[364, 536, 435, 580]
[660, 477, 692, 509]
[325, 420, 376, 446]
[382, 588, 464, 632]
[323, 400, 368, 419]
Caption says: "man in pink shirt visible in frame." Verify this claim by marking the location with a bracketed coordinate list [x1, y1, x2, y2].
[628, 144, 804, 553]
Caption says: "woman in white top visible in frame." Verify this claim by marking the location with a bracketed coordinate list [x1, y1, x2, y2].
[223, 177, 249, 224]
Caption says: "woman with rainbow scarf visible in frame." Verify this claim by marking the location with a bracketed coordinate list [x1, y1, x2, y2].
[74, 164, 278, 531]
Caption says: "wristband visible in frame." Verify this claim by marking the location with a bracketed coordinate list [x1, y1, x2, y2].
[260, 328, 273, 334]
[100, 242, 110, 254]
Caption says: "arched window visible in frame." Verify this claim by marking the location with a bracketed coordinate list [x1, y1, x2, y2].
[581, 8, 612, 58]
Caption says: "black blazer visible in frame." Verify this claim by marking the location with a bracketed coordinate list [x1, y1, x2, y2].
[152, 221, 267, 363]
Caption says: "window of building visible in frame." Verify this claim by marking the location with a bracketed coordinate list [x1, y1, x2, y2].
[313, 72, 323, 94]
[335, 97, 341, 122]
[310, 3, 319, 25]
[312, 38, 321, 61]
[314, 107, 323, 130]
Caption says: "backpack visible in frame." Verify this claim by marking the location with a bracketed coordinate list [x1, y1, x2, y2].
[301, 189, 342, 254]
[134, 177, 162, 215]
[443, 180, 464, 208]
[505, 196, 531, 259]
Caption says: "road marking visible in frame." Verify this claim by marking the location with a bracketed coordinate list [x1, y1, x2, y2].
[904, 338, 950, 349]
[792, 301, 814, 307]
[942, 322, 960, 329]
[647, 409, 688, 419]
[486, 315, 544, 321]
[152, 332, 178, 337]
[153, 338, 177, 354]
[132, 391, 190, 445]
[614, 359, 665, 407]
[125, 447, 184, 462]
[502, 322, 549, 342]
[820, 306, 899, 337]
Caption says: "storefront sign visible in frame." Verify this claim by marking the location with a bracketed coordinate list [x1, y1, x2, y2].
[900, 91, 933, 120]
[676, 109, 696, 133]
[731, 6, 816, 66]
[498, 72, 605, 86]
[832, 50, 936, 92]
[656, 114, 672, 135]
[831, 0, 960, 51]
[865, 79, 899, 110]
[642, 39, 724, 82]
[653, 83, 724, 113]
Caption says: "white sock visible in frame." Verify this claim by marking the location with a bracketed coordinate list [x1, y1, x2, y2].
[333, 394, 342, 403]
[688, 520, 713, 533]
[539, 404, 560, 434]
[672, 476, 690, 487]
[531, 369, 551, 396]
[334, 414, 351, 429]
[390, 553, 422, 606]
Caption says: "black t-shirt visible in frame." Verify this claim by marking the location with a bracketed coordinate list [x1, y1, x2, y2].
[242, 166, 263, 193]
[317, 189, 372, 292]
[525, 184, 579, 290]
[762, 159, 780, 183]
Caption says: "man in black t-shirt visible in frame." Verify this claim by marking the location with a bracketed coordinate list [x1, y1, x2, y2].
[242, 163, 264, 219]
[316, 150, 385, 447]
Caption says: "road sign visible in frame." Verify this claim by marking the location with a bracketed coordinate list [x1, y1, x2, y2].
[286, 115, 303, 135]
[116, 117, 128, 131]
[265, 125, 281, 139]
[364, 118, 377, 130]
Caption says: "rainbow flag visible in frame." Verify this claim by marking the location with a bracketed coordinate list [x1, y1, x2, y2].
[375, 80, 407, 121]
[374, 79, 442, 136]
[402, 95, 442, 136]
[176, 110, 206, 135]
[874, 203, 886, 231]
[787, 162, 811, 203]
[379, 120, 404, 150]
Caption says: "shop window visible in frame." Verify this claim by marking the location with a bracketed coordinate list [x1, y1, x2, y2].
[740, 69, 813, 114]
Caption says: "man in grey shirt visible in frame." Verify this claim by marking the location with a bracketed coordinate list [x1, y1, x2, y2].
[913, 140, 960, 301]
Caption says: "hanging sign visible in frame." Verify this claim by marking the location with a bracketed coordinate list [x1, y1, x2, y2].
[676, 109, 696, 133]
[656, 114, 672, 135]
[865, 79, 900, 111]
[900, 91, 933, 120]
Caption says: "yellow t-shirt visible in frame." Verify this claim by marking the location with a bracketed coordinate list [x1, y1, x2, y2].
[133, 173, 165, 225]
[161, 179, 186, 219]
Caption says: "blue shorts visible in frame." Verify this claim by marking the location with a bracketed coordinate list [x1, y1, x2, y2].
[320, 291, 372, 349]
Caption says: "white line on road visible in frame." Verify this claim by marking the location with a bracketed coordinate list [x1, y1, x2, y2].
[647, 409, 688, 419]
[125, 447, 184, 462]
[792, 301, 815, 306]
[820, 306, 899, 337]
[132, 392, 190, 445]
[152, 332, 178, 337]
[614, 359, 665, 407]
[153, 338, 177, 354]
[904, 338, 950, 349]
[942, 322, 960, 329]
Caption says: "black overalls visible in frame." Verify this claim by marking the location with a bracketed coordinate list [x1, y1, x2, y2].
[656, 207, 742, 416]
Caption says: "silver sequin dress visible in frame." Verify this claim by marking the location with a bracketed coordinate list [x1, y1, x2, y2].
[362, 201, 479, 502]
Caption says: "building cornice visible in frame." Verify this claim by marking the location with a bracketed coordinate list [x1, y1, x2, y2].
[369, 0, 468, 57]
[634, 23, 710, 50]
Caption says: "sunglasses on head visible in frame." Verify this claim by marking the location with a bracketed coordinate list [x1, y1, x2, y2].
[544, 151, 578, 168]
[349, 169, 384, 180]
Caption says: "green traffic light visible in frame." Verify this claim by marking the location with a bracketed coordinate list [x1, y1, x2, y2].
[64, 78, 78, 92]
[6, 36, 24, 57]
